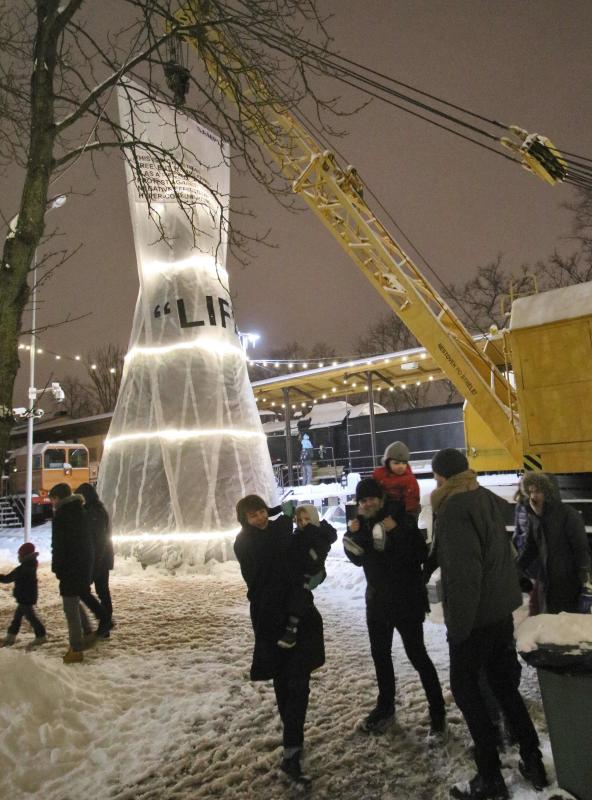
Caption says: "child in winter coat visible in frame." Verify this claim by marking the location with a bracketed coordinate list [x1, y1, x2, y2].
[0, 542, 47, 648]
[372, 441, 420, 515]
[277, 504, 337, 649]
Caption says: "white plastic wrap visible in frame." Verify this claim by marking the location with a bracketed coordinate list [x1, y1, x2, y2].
[98, 82, 276, 553]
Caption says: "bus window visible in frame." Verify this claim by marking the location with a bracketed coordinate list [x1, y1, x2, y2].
[69, 448, 88, 468]
[32, 455, 42, 470]
[44, 448, 66, 469]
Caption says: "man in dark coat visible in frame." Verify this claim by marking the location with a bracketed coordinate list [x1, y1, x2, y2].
[50, 482, 95, 663]
[431, 449, 547, 800]
[343, 477, 445, 734]
[77, 482, 115, 634]
[518, 472, 591, 614]
[234, 495, 325, 788]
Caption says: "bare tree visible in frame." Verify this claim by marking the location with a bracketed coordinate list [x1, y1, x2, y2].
[247, 340, 336, 382]
[353, 312, 445, 410]
[0, 0, 345, 464]
[55, 375, 98, 419]
[86, 344, 125, 413]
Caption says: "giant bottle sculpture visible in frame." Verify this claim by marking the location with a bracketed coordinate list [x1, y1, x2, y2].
[98, 82, 276, 555]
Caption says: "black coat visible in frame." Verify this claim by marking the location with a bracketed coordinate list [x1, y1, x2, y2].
[344, 501, 429, 622]
[85, 501, 114, 577]
[518, 500, 591, 613]
[51, 495, 94, 596]
[234, 514, 325, 681]
[289, 520, 337, 580]
[0, 557, 39, 605]
[434, 487, 522, 643]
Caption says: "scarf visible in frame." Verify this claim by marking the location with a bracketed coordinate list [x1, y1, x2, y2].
[431, 469, 479, 513]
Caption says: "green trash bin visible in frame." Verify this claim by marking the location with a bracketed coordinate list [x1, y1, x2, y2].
[521, 645, 592, 800]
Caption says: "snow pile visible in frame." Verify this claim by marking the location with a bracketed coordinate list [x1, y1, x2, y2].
[0, 544, 557, 800]
[516, 613, 592, 653]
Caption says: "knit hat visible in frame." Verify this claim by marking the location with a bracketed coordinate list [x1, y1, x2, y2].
[18, 542, 37, 560]
[382, 441, 410, 464]
[355, 478, 384, 502]
[296, 503, 320, 527]
[431, 448, 469, 479]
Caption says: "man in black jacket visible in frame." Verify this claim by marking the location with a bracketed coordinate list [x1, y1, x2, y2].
[50, 483, 95, 663]
[431, 449, 547, 800]
[344, 478, 445, 735]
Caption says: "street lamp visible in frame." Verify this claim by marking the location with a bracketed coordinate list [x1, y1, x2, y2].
[10, 194, 67, 541]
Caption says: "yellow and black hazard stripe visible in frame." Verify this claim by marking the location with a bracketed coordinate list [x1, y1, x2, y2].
[523, 453, 543, 472]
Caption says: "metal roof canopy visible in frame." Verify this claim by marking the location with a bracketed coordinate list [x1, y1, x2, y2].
[251, 345, 447, 412]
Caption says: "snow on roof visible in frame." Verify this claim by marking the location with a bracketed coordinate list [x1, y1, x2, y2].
[510, 281, 592, 330]
[348, 402, 388, 418]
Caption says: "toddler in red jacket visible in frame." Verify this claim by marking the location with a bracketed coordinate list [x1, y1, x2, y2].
[372, 441, 420, 515]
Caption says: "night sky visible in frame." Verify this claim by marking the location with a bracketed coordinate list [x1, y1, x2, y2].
[10, 0, 592, 406]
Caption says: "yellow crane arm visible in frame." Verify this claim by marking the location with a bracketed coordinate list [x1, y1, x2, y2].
[175, 5, 522, 462]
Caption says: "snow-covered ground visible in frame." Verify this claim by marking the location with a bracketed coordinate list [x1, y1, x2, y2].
[0, 523, 569, 800]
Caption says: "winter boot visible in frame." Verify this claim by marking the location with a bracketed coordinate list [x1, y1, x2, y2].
[96, 623, 111, 639]
[277, 626, 298, 649]
[360, 703, 395, 733]
[519, 753, 549, 790]
[26, 635, 48, 651]
[63, 648, 84, 664]
[450, 773, 509, 800]
[1, 633, 17, 647]
[428, 708, 448, 743]
[82, 631, 97, 650]
[280, 751, 311, 788]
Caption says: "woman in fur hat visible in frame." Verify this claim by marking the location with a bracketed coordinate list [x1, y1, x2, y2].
[518, 472, 591, 614]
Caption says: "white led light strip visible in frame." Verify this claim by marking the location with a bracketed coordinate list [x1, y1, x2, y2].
[143, 253, 229, 279]
[125, 336, 245, 361]
[114, 528, 239, 543]
[104, 428, 266, 448]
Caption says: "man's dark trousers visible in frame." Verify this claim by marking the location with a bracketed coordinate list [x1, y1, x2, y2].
[367, 607, 444, 713]
[449, 615, 541, 779]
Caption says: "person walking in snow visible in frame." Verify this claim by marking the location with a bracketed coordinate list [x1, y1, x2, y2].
[234, 495, 326, 788]
[0, 542, 47, 649]
[372, 440, 421, 516]
[343, 477, 445, 735]
[518, 472, 591, 614]
[277, 503, 337, 649]
[76, 483, 115, 634]
[50, 483, 98, 663]
[430, 448, 547, 800]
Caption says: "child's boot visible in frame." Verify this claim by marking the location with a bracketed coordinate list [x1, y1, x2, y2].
[1, 633, 16, 647]
[26, 635, 48, 651]
[277, 625, 298, 649]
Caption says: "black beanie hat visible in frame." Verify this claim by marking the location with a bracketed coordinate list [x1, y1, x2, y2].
[431, 448, 469, 479]
[355, 478, 384, 502]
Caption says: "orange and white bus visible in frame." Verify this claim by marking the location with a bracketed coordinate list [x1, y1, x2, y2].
[8, 442, 91, 511]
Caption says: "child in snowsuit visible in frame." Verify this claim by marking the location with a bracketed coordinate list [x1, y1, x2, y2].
[372, 441, 420, 516]
[277, 504, 337, 649]
[0, 542, 47, 648]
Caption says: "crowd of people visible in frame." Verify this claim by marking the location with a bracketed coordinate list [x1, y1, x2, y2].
[2, 439, 591, 798]
[234, 443, 591, 798]
[1, 481, 114, 663]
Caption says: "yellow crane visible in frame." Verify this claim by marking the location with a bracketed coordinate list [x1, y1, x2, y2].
[169, 3, 592, 476]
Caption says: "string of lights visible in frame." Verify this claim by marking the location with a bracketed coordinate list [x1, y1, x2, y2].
[17, 337, 442, 417]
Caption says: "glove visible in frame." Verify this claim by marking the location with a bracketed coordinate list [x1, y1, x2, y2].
[281, 500, 295, 518]
[578, 583, 592, 614]
[372, 522, 386, 552]
[519, 576, 534, 593]
[343, 535, 365, 557]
